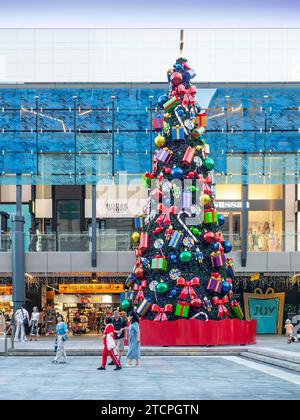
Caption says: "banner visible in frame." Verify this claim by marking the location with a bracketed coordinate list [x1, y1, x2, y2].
[244, 288, 285, 334]
[58, 283, 124, 294]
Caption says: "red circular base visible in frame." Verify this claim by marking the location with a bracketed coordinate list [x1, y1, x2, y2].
[140, 319, 256, 346]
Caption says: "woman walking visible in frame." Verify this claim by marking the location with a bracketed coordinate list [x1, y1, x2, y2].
[53, 314, 68, 364]
[126, 311, 141, 368]
[29, 306, 40, 341]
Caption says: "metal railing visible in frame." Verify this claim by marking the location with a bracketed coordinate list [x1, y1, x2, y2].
[0, 232, 298, 253]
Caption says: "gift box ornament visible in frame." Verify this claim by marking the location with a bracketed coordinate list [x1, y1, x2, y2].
[182, 191, 192, 210]
[203, 208, 218, 224]
[134, 215, 146, 230]
[151, 255, 168, 272]
[175, 301, 190, 318]
[124, 273, 135, 289]
[171, 125, 185, 141]
[182, 146, 195, 165]
[163, 96, 180, 112]
[195, 112, 207, 128]
[210, 251, 226, 268]
[230, 300, 244, 320]
[136, 298, 152, 317]
[155, 147, 173, 164]
[169, 230, 184, 249]
[139, 232, 150, 251]
[206, 273, 223, 293]
[202, 144, 210, 159]
[192, 126, 206, 139]
[226, 258, 235, 279]
[153, 117, 164, 131]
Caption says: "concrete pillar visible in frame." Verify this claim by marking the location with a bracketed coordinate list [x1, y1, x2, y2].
[285, 184, 296, 251]
[12, 184, 25, 311]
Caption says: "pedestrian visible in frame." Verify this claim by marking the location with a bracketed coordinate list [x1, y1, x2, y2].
[14, 304, 30, 342]
[108, 310, 127, 366]
[53, 314, 68, 364]
[126, 311, 141, 368]
[97, 316, 122, 371]
[96, 313, 101, 334]
[29, 306, 40, 341]
[284, 319, 294, 344]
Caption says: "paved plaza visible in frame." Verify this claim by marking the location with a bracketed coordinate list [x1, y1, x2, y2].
[0, 354, 300, 400]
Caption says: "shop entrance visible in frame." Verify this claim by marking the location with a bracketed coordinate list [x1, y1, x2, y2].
[219, 211, 241, 251]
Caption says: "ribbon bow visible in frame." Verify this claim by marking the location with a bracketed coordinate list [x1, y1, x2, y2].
[155, 204, 177, 227]
[197, 174, 213, 185]
[212, 296, 229, 318]
[151, 304, 173, 321]
[210, 272, 222, 281]
[182, 86, 197, 107]
[133, 280, 147, 304]
[176, 277, 200, 301]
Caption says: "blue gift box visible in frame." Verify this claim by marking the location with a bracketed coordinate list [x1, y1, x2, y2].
[171, 126, 185, 141]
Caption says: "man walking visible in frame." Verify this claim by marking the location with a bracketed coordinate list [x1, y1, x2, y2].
[108, 310, 127, 366]
[14, 304, 29, 342]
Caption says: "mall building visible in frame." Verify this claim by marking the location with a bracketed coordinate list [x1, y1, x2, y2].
[0, 28, 299, 334]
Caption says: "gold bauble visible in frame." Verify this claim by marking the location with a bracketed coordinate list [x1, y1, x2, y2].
[154, 134, 166, 148]
[199, 194, 211, 206]
[195, 145, 202, 151]
[131, 232, 140, 243]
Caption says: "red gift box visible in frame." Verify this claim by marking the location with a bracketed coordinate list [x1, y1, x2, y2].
[182, 146, 195, 165]
[139, 232, 149, 251]
[153, 117, 164, 131]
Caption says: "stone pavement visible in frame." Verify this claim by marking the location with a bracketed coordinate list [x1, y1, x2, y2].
[0, 355, 300, 400]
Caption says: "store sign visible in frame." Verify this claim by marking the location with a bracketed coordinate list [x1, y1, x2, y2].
[215, 201, 250, 209]
[0, 286, 12, 296]
[58, 283, 124, 294]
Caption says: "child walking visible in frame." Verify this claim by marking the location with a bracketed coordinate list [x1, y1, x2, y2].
[97, 316, 122, 371]
[284, 319, 294, 344]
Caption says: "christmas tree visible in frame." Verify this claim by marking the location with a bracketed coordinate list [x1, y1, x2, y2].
[123, 57, 244, 323]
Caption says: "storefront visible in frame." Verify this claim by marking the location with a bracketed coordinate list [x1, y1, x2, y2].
[215, 184, 285, 252]
[0, 285, 13, 316]
[53, 282, 124, 335]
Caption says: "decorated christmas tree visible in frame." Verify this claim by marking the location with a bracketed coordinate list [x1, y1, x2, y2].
[123, 57, 244, 323]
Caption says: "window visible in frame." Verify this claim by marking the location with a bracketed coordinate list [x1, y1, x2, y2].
[248, 185, 283, 200]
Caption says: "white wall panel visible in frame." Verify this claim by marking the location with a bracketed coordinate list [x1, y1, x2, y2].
[0, 28, 298, 82]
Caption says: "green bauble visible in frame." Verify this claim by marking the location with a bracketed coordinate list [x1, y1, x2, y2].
[203, 158, 214, 170]
[156, 280, 169, 294]
[191, 227, 201, 236]
[180, 250, 192, 263]
[121, 299, 131, 311]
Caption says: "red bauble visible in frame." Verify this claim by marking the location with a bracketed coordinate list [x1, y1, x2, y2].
[153, 227, 163, 235]
[186, 171, 195, 179]
[203, 231, 216, 244]
[134, 266, 144, 278]
[177, 84, 186, 95]
[151, 188, 162, 200]
[164, 167, 171, 174]
[170, 72, 183, 86]
[191, 298, 202, 308]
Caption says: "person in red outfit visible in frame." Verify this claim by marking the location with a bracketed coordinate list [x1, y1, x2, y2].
[97, 316, 122, 371]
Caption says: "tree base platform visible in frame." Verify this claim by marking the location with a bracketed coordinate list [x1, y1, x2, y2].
[139, 319, 256, 346]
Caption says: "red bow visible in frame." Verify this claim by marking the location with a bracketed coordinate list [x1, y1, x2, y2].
[133, 280, 147, 304]
[176, 277, 200, 301]
[212, 296, 229, 318]
[198, 174, 213, 185]
[182, 86, 197, 107]
[151, 304, 173, 321]
[155, 204, 176, 226]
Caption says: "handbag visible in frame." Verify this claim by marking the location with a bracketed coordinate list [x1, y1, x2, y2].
[62, 333, 69, 342]
[107, 333, 116, 350]
[21, 308, 29, 328]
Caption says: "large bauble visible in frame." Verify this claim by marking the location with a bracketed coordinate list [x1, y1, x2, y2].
[131, 232, 140, 243]
[223, 240, 232, 254]
[154, 134, 165, 148]
[199, 194, 211, 206]
[121, 299, 131, 311]
[218, 214, 225, 226]
[222, 281, 231, 293]
[191, 298, 202, 308]
[134, 266, 144, 278]
[180, 250, 192, 263]
[171, 167, 184, 180]
[156, 281, 169, 294]
[203, 158, 215, 171]
[170, 72, 183, 86]
[158, 94, 168, 108]
[203, 231, 216, 244]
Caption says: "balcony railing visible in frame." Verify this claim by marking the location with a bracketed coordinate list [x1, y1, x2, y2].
[0, 232, 297, 253]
